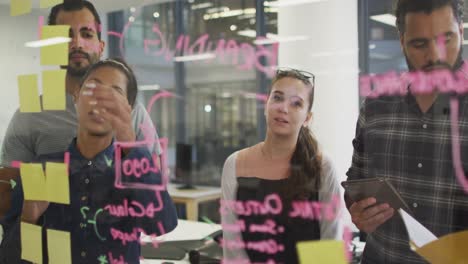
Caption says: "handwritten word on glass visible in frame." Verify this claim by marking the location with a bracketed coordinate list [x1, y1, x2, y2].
[109, 23, 278, 77]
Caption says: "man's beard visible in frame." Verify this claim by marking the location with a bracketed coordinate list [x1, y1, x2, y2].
[65, 51, 100, 78]
[405, 46, 464, 72]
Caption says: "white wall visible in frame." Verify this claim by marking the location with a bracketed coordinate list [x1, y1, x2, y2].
[0, 5, 43, 149]
[278, 0, 360, 225]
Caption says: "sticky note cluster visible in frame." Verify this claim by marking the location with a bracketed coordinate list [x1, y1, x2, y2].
[17, 24, 68, 112]
[20, 162, 70, 204]
[21, 222, 71, 264]
[18, 69, 66, 112]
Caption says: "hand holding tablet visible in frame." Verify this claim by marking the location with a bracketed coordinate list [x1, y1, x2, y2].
[342, 177, 411, 233]
[341, 177, 412, 212]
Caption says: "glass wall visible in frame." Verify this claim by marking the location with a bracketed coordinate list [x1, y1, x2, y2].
[106, 0, 279, 186]
[4, 0, 467, 263]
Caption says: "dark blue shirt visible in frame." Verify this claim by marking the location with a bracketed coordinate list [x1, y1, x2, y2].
[3, 139, 178, 264]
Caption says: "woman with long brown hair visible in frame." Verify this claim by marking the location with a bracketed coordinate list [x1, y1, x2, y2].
[221, 69, 342, 264]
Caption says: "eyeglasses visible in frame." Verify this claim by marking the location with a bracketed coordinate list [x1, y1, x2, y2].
[275, 67, 315, 86]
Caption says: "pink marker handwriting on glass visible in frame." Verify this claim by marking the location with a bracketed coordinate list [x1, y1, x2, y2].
[289, 194, 341, 221]
[359, 61, 468, 194]
[436, 34, 447, 61]
[107, 252, 128, 264]
[222, 219, 284, 235]
[122, 154, 161, 178]
[221, 237, 284, 255]
[142, 90, 180, 144]
[359, 69, 468, 98]
[219, 194, 283, 216]
[38, 16, 44, 39]
[10, 161, 21, 168]
[110, 227, 149, 246]
[343, 226, 352, 262]
[449, 98, 468, 193]
[108, 22, 278, 77]
[220, 193, 342, 220]
[110, 221, 165, 247]
[104, 199, 162, 218]
[114, 138, 169, 193]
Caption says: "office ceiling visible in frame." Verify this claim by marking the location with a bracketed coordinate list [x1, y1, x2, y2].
[0, 0, 175, 12]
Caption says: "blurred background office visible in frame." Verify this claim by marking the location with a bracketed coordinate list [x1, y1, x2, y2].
[5, 0, 468, 223]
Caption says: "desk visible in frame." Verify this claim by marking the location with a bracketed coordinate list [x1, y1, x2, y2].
[140, 219, 221, 264]
[167, 184, 221, 221]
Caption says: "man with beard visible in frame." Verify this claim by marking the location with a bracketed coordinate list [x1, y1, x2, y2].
[345, 0, 468, 263]
[0, 1, 161, 219]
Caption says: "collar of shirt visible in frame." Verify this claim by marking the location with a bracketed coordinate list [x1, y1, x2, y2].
[67, 138, 115, 173]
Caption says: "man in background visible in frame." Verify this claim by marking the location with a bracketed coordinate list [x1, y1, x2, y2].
[345, 0, 468, 263]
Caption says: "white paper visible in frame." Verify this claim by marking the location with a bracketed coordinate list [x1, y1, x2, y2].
[399, 209, 438, 248]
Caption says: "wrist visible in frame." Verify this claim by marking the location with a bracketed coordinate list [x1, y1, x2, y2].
[116, 128, 136, 143]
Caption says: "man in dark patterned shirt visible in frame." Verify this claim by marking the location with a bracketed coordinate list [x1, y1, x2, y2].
[345, 0, 468, 263]
[14, 59, 178, 264]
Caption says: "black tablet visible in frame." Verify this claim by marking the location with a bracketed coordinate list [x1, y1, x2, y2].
[341, 177, 412, 213]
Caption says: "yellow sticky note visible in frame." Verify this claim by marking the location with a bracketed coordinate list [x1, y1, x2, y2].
[46, 162, 69, 204]
[40, 0, 63, 8]
[20, 163, 47, 201]
[42, 69, 66, 110]
[47, 229, 71, 264]
[296, 240, 347, 264]
[21, 222, 43, 264]
[18, 74, 41, 113]
[40, 25, 69, 65]
[11, 0, 32, 16]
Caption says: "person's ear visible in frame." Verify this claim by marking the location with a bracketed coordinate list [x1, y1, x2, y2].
[303, 111, 312, 127]
[99, 40, 105, 58]
[72, 89, 80, 104]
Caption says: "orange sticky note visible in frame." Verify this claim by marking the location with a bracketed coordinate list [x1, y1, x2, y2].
[20, 163, 47, 201]
[296, 240, 347, 264]
[18, 74, 41, 113]
[21, 222, 43, 264]
[42, 69, 66, 110]
[46, 162, 70, 204]
[47, 229, 71, 264]
[40, 25, 69, 66]
[40, 0, 63, 8]
[11, 0, 32, 16]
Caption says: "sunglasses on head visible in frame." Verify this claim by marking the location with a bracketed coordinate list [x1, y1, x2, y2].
[275, 67, 315, 85]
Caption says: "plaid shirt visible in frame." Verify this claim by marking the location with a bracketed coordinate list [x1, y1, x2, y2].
[346, 77, 468, 263]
